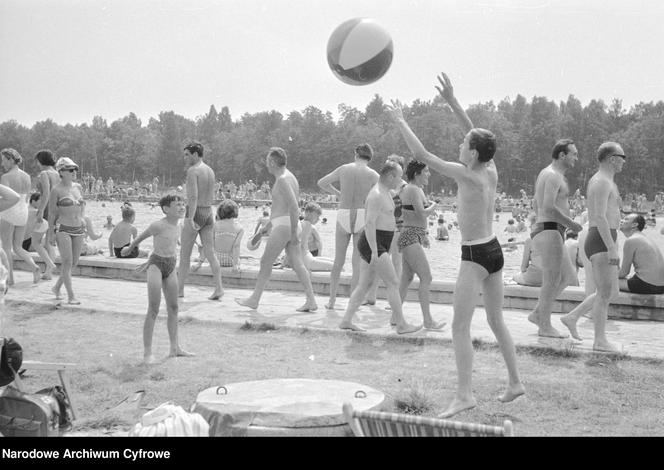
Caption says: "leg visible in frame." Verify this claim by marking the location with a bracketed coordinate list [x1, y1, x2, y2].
[402, 244, 443, 329]
[529, 232, 568, 338]
[235, 226, 289, 308]
[439, 262, 484, 419]
[374, 254, 420, 334]
[32, 232, 56, 279]
[55, 232, 76, 303]
[177, 221, 197, 297]
[199, 224, 223, 299]
[482, 271, 525, 402]
[350, 231, 361, 292]
[590, 254, 619, 352]
[143, 266, 162, 364]
[285, 241, 317, 311]
[0, 220, 14, 285]
[326, 224, 350, 309]
[12, 225, 39, 283]
[163, 268, 194, 358]
[339, 260, 374, 331]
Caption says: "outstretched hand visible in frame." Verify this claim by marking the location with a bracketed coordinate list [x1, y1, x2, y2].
[435, 72, 455, 104]
[385, 99, 405, 121]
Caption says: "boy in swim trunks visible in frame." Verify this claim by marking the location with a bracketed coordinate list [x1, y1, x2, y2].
[121, 194, 194, 364]
[109, 206, 146, 258]
[387, 72, 524, 419]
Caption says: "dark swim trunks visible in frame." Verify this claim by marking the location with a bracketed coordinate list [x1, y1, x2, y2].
[114, 243, 139, 259]
[22, 238, 32, 252]
[461, 236, 504, 274]
[627, 275, 664, 295]
[584, 226, 618, 260]
[530, 221, 566, 239]
[145, 253, 177, 279]
[358, 230, 394, 264]
[186, 206, 214, 230]
[309, 249, 319, 257]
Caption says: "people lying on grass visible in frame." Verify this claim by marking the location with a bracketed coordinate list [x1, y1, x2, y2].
[109, 206, 148, 259]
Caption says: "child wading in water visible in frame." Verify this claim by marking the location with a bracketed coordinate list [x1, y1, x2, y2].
[122, 194, 194, 364]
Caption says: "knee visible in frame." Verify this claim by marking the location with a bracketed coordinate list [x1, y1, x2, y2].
[165, 301, 179, 314]
[419, 272, 432, 285]
[451, 316, 471, 335]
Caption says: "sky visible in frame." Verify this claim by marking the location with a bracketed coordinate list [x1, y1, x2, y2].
[1, 0, 663, 127]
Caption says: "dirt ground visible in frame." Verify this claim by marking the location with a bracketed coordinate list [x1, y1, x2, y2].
[3, 302, 664, 436]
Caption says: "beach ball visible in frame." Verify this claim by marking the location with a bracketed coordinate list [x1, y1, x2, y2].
[327, 18, 393, 86]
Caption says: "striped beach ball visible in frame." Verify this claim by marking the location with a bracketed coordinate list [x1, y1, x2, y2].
[326, 18, 394, 86]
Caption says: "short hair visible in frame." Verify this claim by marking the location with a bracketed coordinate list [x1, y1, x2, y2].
[386, 154, 405, 169]
[508, 219, 515, 224]
[35, 149, 56, 166]
[0, 148, 22, 165]
[632, 214, 646, 231]
[29, 192, 41, 204]
[121, 206, 135, 221]
[565, 229, 578, 239]
[184, 141, 204, 157]
[468, 128, 497, 163]
[597, 141, 621, 162]
[159, 194, 183, 212]
[552, 139, 575, 160]
[379, 160, 401, 179]
[267, 147, 287, 167]
[304, 202, 322, 215]
[262, 211, 269, 217]
[405, 160, 427, 182]
[217, 199, 239, 220]
[355, 143, 374, 161]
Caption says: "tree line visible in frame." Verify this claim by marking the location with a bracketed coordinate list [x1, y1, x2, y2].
[0, 93, 662, 196]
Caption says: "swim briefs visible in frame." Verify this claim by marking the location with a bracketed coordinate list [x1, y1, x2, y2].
[461, 235, 504, 274]
[357, 229, 394, 264]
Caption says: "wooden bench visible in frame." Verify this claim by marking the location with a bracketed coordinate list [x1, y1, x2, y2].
[20, 361, 79, 420]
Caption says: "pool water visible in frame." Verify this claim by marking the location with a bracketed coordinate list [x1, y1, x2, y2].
[82, 201, 664, 284]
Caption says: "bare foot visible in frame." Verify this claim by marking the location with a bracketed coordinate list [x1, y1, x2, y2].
[32, 269, 41, 284]
[52, 287, 62, 300]
[438, 397, 477, 419]
[361, 300, 376, 306]
[41, 272, 52, 281]
[538, 325, 568, 338]
[208, 291, 224, 301]
[178, 291, 184, 298]
[325, 300, 336, 310]
[593, 341, 620, 353]
[339, 321, 365, 332]
[143, 355, 158, 365]
[169, 348, 195, 358]
[296, 302, 318, 312]
[424, 320, 446, 330]
[67, 298, 81, 305]
[235, 297, 258, 309]
[389, 314, 397, 326]
[396, 323, 422, 335]
[527, 311, 540, 327]
[560, 315, 582, 340]
[499, 383, 526, 403]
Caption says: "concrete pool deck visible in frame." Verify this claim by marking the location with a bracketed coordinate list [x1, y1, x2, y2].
[5, 267, 664, 361]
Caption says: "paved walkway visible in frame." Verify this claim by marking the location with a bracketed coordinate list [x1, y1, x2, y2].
[5, 271, 664, 361]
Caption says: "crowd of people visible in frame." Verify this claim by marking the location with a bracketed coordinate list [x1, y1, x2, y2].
[2, 72, 664, 421]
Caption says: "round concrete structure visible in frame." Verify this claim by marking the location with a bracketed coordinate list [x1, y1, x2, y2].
[193, 378, 386, 436]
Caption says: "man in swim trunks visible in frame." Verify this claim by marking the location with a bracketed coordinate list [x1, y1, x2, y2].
[317, 144, 379, 309]
[528, 140, 583, 338]
[0, 148, 41, 284]
[617, 213, 664, 294]
[177, 141, 223, 300]
[387, 72, 524, 419]
[236, 147, 317, 312]
[339, 161, 421, 334]
[561, 142, 625, 351]
[122, 194, 194, 364]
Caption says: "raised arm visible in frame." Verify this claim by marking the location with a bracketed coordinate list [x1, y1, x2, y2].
[317, 167, 342, 197]
[434, 72, 474, 134]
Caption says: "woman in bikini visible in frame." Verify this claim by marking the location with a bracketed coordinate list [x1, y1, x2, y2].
[47, 157, 85, 304]
[34, 150, 60, 280]
[213, 200, 244, 271]
[397, 160, 445, 329]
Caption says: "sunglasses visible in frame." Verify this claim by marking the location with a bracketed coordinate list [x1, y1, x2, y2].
[612, 154, 627, 160]
[62, 168, 77, 173]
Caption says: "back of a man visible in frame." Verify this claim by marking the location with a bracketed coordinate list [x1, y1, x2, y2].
[619, 213, 664, 294]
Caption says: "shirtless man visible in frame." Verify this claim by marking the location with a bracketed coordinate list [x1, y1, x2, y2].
[338, 161, 421, 334]
[177, 141, 223, 300]
[528, 140, 583, 338]
[617, 213, 664, 294]
[560, 142, 625, 351]
[386, 72, 524, 419]
[0, 148, 41, 284]
[236, 147, 317, 312]
[318, 144, 378, 309]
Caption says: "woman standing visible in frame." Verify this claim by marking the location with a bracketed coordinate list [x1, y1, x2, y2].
[396, 160, 445, 329]
[34, 150, 60, 279]
[48, 157, 85, 304]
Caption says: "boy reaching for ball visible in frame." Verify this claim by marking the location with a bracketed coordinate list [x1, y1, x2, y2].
[121, 194, 194, 364]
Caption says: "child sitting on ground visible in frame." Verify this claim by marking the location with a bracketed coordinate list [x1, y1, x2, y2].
[121, 194, 194, 364]
[109, 206, 147, 258]
[299, 203, 334, 272]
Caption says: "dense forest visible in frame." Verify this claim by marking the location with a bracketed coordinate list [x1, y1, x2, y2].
[1, 93, 662, 196]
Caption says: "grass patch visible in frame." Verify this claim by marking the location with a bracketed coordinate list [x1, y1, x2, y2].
[392, 381, 436, 415]
[520, 343, 581, 359]
[239, 321, 277, 332]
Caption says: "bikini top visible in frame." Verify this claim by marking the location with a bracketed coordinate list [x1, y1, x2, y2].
[402, 202, 432, 211]
[57, 196, 83, 207]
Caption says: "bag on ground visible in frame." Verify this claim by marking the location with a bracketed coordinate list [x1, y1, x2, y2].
[0, 386, 61, 437]
[129, 402, 209, 437]
[0, 337, 22, 387]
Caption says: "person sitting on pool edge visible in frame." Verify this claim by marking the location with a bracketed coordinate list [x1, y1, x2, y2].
[109, 205, 148, 259]
[618, 213, 664, 294]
